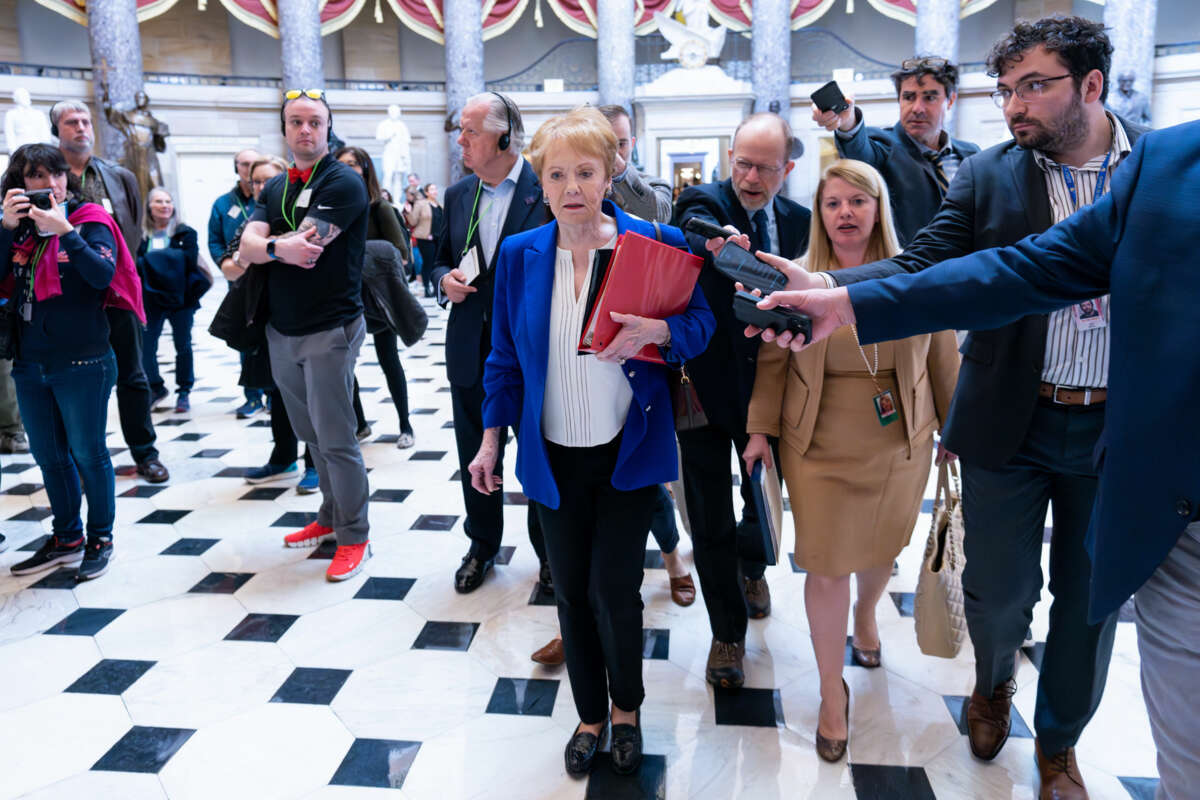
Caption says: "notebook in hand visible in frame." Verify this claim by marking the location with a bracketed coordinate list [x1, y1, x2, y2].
[577, 231, 703, 365]
[749, 459, 784, 566]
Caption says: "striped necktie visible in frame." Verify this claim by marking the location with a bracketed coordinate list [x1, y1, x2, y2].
[925, 150, 950, 195]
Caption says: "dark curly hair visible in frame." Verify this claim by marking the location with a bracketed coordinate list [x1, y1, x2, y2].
[0, 143, 82, 197]
[890, 57, 960, 99]
[986, 16, 1113, 103]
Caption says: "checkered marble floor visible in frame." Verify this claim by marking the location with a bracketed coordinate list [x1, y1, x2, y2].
[0, 291, 1159, 800]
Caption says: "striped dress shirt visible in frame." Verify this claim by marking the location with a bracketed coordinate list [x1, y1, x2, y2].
[1034, 113, 1132, 388]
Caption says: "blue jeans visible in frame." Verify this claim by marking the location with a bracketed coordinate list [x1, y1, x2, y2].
[143, 306, 195, 394]
[649, 484, 679, 553]
[13, 352, 117, 538]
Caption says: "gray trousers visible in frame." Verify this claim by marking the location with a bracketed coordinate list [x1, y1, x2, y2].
[266, 317, 369, 546]
[1135, 521, 1200, 800]
[0, 358, 23, 434]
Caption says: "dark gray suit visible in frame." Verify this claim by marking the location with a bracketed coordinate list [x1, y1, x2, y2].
[834, 111, 980, 247]
[830, 116, 1149, 756]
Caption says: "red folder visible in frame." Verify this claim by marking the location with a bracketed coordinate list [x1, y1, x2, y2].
[577, 231, 703, 365]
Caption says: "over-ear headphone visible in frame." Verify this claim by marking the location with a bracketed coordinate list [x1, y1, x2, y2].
[279, 92, 335, 145]
[492, 91, 514, 152]
[50, 100, 65, 138]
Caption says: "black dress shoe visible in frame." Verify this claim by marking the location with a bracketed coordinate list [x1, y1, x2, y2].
[610, 710, 642, 775]
[564, 722, 605, 776]
[136, 458, 169, 484]
[538, 560, 554, 595]
[454, 553, 493, 593]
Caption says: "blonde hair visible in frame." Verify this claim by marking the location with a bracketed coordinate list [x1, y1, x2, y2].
[801, 159, 901, 272]
[250, 156, 288, 178]
[528, 106, 618, 181]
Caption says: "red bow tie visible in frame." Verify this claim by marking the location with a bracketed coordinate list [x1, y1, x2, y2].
[287, 165, 313, 184]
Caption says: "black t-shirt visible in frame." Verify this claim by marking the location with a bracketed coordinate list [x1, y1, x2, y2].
[250, 157, 368, 336]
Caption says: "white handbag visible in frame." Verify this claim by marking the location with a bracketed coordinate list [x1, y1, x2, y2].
[914, 460, 968, 658]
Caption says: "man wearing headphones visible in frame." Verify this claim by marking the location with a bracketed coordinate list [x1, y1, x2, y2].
[238, 90, 373, 582]
[431, 92, 547, 593]
[51, 100, 169, 484]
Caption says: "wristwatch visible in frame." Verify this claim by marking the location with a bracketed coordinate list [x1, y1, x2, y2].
[266, 238, 278, 260]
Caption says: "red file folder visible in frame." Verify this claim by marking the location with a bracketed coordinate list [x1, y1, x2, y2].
[577, 231, 703, 365]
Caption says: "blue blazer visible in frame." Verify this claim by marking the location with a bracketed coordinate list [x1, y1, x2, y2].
[482, 201, 715, 510]
[847, 120, 1200, 621]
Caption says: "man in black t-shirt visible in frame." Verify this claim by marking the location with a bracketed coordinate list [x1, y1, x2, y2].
[240, 91, 372, 582]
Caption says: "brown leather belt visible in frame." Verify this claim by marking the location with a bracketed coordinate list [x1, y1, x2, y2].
[1039, 382, 1107, 406]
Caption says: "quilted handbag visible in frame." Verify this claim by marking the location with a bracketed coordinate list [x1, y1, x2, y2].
[914, 460, 968, 658]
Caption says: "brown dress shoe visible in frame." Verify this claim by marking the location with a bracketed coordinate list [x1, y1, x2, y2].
[743, 576, 771, 618]
[669, 574, 696, 606]
[531, 637, 565, 666]
[815, 678, 850, 762]
[705, 638, 745, 688]
[965, 678, 1016, 760]
[1035, 740, 1089, 799]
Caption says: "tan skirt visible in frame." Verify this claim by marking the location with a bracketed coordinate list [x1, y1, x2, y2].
[782, 337, 933, 576]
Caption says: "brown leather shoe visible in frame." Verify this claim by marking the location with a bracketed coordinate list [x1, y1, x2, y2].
[531, 637, 565, 666]
[815, 678, 850, 762]
[1035, 740, 1089, 799]
[743, 576, 771, 618]
[705, 638, 745, 688]
[135, 458, 169, 484]
[669, 574, 696, 606]
[965, 678, 1016, 760]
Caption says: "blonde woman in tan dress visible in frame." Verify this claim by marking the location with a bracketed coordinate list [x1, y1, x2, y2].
[742, 160, 959, 762]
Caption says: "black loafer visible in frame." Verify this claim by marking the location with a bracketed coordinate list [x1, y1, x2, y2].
[454, 553, 494, 594]
[564, 722, 605, 776]
[610, 710, 642, 775]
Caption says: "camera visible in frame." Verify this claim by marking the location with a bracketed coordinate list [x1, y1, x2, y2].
[26, 188, 54, 210]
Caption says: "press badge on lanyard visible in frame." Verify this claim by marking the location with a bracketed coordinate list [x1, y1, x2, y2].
[1061, 154, 1110, 332]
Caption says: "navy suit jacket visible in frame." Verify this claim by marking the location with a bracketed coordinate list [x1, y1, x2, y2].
[835, 116, 980, 246]
[847, 120, 1200, 620]
[482, 202, 715, 510]
[672, 179, 811, 433]
[431, 159, 547, 387]
[829, 115, 1147, 468]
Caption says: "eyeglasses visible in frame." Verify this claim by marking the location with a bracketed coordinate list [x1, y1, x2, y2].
[284, 89, 325, 101]
[990, 74, 1073, 108]
[732, 158, 783, 177]
[901, 57, 948, 70]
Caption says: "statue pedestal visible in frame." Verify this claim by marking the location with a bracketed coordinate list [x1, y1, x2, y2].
[634, 66, 753, 189]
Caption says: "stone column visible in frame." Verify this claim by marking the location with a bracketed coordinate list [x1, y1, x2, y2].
[1105, 0, 1158, 103]
[751, 0, 791, 115]
[916, 0, 959, 64]
[444, 0, 485, 183]
[278, 0, 324, 90]
[85, 0, 144, 162]
[597, 0, 635, 111]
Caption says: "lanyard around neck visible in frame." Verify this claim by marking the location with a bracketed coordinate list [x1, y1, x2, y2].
[233, 190, 249, 221]
[1060, 150, 1112, 211]
[461, 180, 485, 259]
[281, 156, 323, 232]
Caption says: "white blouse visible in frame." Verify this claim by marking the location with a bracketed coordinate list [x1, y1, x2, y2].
[542, 238, 632, 448]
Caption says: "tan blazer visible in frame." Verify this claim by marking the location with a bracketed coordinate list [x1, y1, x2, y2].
[747, 329, 960, 455]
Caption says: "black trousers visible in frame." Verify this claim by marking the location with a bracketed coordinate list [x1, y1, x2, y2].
[449, 377, 544, 563]
[677, 422, 767, 644]
[268, 388, 313, 470]
[961, 400, 1117, 755]
[350, 334, 411, 435]
[417, 239, 437, 295]
[536, 437, 657, 723]
[106, 307, 158, 464]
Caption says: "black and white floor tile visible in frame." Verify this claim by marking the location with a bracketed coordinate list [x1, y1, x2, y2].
[0, 293, 1158, 799]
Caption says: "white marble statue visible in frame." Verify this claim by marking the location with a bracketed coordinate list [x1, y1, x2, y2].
[5, 88, 53, 152]
[376, 105, 412, 203]
[654, 0, 727, 69]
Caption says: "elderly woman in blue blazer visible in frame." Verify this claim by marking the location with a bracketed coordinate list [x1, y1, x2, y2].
[469, 106, 713, 778]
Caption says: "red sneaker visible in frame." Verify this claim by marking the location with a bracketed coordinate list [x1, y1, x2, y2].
[326, 542, 372, 582]
[283, 521, 335, 548]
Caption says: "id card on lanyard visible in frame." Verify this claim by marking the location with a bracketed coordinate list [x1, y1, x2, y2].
[1061, 151, 1111, 332]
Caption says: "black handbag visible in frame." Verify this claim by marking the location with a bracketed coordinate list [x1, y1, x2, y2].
[208, 264, 267, 353]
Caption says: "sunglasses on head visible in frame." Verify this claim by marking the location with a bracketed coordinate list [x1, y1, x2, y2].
[284, 89, 325, 101]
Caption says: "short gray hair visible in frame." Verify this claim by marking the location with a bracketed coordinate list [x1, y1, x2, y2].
[49, 100, 91, 130]
[465, 91, 525, 152]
